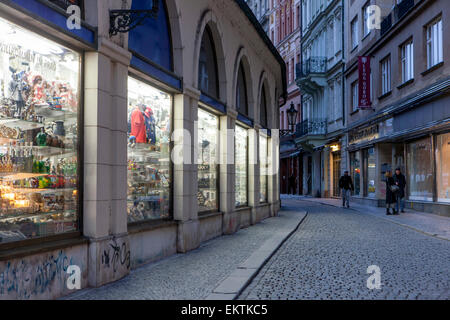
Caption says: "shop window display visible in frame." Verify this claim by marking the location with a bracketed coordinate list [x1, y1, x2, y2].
[350, 152, 361, 196]
[436, 133, 450, 203]
[0, 17, 80, 243]
[235, 125, 248, 207]
[198, 108, 219, 212]
[407, 137, 433, 201]
[127, 77, 171, 223]
[363, 148, 376, 198]
[259, 134, 268, 203]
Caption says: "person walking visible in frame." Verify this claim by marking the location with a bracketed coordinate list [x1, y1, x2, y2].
[339, 171, 354, 208]
[288, 174, 296, 195]
[385, 170, 398, 215]
[394, 167, 406, 213]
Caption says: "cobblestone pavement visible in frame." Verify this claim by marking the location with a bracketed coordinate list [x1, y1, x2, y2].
[239, 200, 450, 300]
[67, 209, 304, 300]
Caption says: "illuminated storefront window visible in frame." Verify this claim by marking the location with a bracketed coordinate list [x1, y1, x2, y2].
[235, 125, 248, 207]
[127, 77, 171, 223]
[0, 17, 80, 243]
[259, 134, 268, 203]
[350, 152, 361, 196]
[436, 132, 450, 203]
[197, 108, 219, 212]
[407, 137, 434, 201]
[363, 148, 376, 198]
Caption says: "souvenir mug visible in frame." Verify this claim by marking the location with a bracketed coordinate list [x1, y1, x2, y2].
[52, 121, 65, 136]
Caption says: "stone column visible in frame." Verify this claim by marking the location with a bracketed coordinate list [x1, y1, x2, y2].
[84, 37, 131, 287]
[173, 86, 200, 253]
[221, 109, 239, 234]
[249, 126, 260, 224]
[268, 130, 280, 216]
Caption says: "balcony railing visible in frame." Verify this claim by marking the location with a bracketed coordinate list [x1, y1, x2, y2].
[296, 57, 327, 79]
[395, 0, 414, 21]
[295, 119, 327, 138]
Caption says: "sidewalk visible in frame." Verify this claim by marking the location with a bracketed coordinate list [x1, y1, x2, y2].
[281, 194, 450, 241]
[66, 208, 307, 300]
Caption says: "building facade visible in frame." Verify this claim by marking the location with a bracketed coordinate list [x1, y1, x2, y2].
[0, 0, 285, 299]
[295, 0, 345, 198]
[245, 0, 271, 33]
[343, 0, 450, 216]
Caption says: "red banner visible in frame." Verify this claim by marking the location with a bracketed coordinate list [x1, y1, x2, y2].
[358, 56, 372, 109]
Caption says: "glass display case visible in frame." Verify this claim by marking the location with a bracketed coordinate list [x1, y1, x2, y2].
[127, 77, 171, 223]
[197, 108, 219, 212]
[0, 17, 80, 244]
[259, 134, 268, 203]
[235, 125, 248, 207]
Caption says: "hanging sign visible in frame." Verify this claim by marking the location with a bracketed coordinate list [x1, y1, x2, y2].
[358, 56, 372, 109]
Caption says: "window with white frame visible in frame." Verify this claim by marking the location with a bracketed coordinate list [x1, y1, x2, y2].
[351, 80, 358, 112]
[401, 40, 414, 83]
[351, 17, 358, 49]
[426, 17, 443, 69]
[363, 3, 371, 37]
[381, 56, 391, 95]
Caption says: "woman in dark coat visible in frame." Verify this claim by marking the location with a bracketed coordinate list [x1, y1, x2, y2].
[385, 170, 397, 215]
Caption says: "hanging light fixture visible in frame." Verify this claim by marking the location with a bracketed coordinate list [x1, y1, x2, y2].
[286, 102, 298, 131]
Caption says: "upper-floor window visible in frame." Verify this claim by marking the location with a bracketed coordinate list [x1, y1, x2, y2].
[236, 62, 249, 116]
[198, 25, 219, 99]
[400, 40, 414, 83]
[363, 3, 371, 37]
[351, 17, 359, 49]
[381, 56, 391, 95]
[426, 17, 443, 69]
[351, 80, 359, 112]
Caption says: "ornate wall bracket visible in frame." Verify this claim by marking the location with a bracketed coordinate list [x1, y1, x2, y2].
[109, 3, 159, 36]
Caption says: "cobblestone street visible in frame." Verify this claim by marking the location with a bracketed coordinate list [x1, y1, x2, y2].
[239, 199, 450, 300]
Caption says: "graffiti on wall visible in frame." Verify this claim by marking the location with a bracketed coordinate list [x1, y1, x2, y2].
[101, 238, 130, 273]
[0, 251, 75, 299]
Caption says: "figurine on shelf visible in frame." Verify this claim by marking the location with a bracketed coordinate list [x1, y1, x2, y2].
[36, 128, 47, 147]
[8, 66, 30, 119]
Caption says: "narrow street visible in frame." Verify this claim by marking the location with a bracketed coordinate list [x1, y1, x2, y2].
[239, 199, 450, 300]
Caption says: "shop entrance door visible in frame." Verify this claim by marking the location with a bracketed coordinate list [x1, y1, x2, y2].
[333, 151, 342, 197]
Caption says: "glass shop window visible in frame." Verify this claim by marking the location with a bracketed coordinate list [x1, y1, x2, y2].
[407, 137, 433, 201]
[198, 108, 219, 212]
[363, 148, 376, 198]
[436, 132, 450, 203]
[259, 134, 268, 203]
[350, 152, 361, 196]
[127, 77, 171, 223]
[235, 125, 248, 207]
[0, 17, 80, 244]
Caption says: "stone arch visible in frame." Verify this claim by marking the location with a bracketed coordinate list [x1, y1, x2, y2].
[232, 47, 255, 118]
[193, 9, 227, 102]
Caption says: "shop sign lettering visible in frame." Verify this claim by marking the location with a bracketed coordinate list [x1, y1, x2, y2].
[349, 124, 379, 145]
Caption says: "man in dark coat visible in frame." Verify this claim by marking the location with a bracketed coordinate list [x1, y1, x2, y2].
[394, 167, 407, 213]
[288, 174, 296, 195]
[339, 171, 354, 208]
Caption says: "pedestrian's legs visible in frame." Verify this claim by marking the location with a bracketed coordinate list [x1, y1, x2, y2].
[342, 189, 345, 206]
[400, 197, 405, 211]
[396, 194, 400, 213]
[345, 189, 350, 207]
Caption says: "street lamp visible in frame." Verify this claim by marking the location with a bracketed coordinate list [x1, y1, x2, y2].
[287, 102, 298, 130]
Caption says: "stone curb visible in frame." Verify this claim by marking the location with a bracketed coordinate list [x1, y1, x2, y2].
[291, 197, 450, 241]
[205, 211, 308, 300]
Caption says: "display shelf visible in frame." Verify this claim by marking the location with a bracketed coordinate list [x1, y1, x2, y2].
[0, 209, 77, 223]
[0, 118, 44, 131]
[0, 172, 49, 180]
[9, 187, 76, 194]
[34, 104, 77, 121]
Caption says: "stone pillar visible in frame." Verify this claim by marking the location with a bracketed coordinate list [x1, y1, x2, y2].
[174, 86, 200, 253]
[268, 130, 280, 216]
[84, 37, 131, 287]
[221, 109, 239, 233]
[249, 126, 259, 224]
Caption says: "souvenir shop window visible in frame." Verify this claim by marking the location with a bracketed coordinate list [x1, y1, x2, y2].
[0, 17, 80, 244]
[436, 133, 450, 203]
[127, 77, 172, 223]
[259, 134, 268, 203]
[363, 148, 376, 198]
[235, 125, 248, 207]
[197, 108, 219, 212]
[407, 137, 433, 201]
